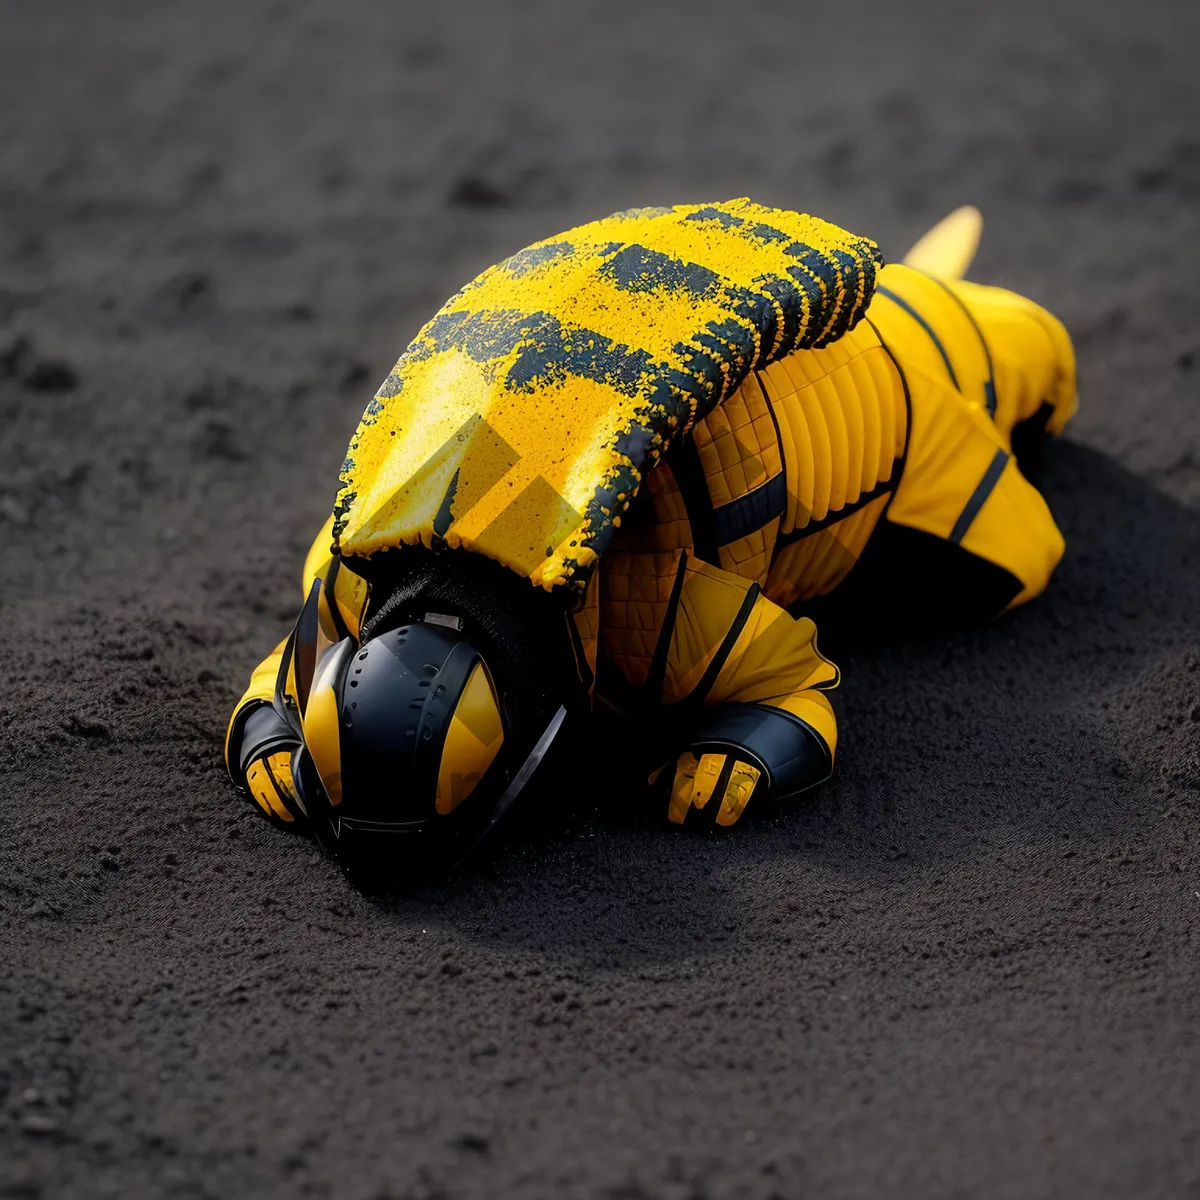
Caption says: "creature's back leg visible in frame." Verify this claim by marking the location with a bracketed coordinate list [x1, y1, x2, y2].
[835, 339, 1069, 627]
[943, 277, 1078, 455]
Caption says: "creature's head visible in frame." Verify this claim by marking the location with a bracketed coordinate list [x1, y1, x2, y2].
[279, 548, 587, 883]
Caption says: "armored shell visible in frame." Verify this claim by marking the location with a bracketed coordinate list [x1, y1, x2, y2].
[333, 198, 881, 593]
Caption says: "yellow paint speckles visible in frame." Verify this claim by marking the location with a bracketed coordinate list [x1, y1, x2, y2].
[334, 198, 881, 593]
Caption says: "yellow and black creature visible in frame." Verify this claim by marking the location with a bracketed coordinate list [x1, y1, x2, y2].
[225, 199, 1075, 877]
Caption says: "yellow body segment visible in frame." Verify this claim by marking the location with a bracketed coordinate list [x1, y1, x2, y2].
[661, 555, 760, 702]
[867, 264, 1075, 610]
[704, 594, 839, 755]
[879, 356, 1004, 541]
[947, 278, 1077, 437]
[958, 457, 1065, 607]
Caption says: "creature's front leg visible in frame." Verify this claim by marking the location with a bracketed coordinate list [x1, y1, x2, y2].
[643, 554, 840, 828]
[225, 514, 369, 831]
[664, 700, 834, 827]
[226, 653, 307, 828]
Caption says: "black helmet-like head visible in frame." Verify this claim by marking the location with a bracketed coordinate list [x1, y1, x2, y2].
[282, 547, 586, 882]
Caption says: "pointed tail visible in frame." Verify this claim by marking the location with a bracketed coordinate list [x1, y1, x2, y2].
[902, 205, 982, 279]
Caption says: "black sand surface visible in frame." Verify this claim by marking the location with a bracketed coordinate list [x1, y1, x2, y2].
[2, 1, 1198, 1196]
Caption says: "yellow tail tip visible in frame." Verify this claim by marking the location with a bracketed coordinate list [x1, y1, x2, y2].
[902, 205, 983, 280]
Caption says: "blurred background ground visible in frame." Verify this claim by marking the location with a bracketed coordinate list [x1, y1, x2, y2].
[0, 1, 1198, 1197]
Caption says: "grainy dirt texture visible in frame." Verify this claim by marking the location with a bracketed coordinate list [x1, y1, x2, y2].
[1, 2, 1198, 1197]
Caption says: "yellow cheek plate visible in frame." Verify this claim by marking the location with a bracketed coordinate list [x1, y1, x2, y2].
[302, 640, 354, 807]
[436, 660, 505, 815]
[333, 199, 881, 596]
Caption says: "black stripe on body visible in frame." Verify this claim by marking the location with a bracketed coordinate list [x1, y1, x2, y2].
[863, 315, 913, 510]
[775, 476, 895, 547]
[876, 285, 962, 392]
[925, 272, 998, 418]
[667, 438, 720, 565]
[322, 556, 353, 642]
[712, 472, 788, 545]
[273, 625, 302, 739]
[685, 582, 762, 708]
[760, 382, 788, 517]
[950, 449, 1009, 544]
[644, 550, 690, 706]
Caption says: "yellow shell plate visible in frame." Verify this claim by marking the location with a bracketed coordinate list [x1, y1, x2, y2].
[333, 199, 881, 595]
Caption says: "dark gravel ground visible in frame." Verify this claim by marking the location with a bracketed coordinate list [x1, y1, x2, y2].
[1, 2, 1198, 1197]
